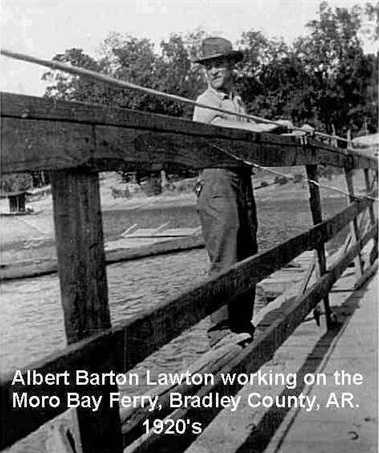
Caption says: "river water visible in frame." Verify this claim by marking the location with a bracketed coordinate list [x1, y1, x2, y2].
[0, 196, 347, 376]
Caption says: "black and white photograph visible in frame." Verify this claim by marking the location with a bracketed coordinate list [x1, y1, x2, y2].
[0, 1, 378, 452]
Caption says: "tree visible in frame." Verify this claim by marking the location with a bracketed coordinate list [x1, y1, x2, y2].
[233, 3, 377, 135]
[42, 48, 111, 104]
[42, 32, 208, 188]
[293, 1, 378, 134]
[42, 4, 377, 141]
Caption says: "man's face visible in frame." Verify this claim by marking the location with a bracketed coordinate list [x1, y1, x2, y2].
[204, 58, 233, 91]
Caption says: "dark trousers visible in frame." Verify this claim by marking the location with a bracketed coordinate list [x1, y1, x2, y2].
[196, 168, 258, 330]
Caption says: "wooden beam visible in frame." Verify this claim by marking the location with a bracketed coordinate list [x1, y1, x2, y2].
[121, 343, 241, 445]
[364, 169, 379, 265]
[1, 93, 376, 173]
[0, 330, 120, 450]
[344, 169, 365, 278]
[364, 169, 377, 228]
[0, 195, 373, 449]
[1, 117, 95, 172]
[305, 165, 332, 328]
[125, 223, 378, 453]
[51, 168, 123, 453]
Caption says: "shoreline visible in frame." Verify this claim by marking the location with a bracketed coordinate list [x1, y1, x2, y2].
[0, 172, 363, 261]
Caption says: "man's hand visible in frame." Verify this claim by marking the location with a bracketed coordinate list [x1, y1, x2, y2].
[290, 124, 315, 137]
[300, 124, 315, 134]
[275, 119, 295, 132]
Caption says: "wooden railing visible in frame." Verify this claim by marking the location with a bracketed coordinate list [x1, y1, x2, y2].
[0, 92, 377, 453]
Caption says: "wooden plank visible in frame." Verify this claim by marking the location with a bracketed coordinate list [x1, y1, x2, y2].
[1, 93, 377, 173]
[0, 330, 121, 450]
[353, 259, 378, 289]
[120, 259, 318, 445]
[125, 223, 378, 453]
[50, 168, 123, 453]
[121, 342, 242, 445]
[364, 169, 376, 227]
[297, 252, 317, 296]
[305, 165, 332, 327]
[344, 169, 365, 278]
[0, 92, 301, 138]
[0, 196, 373, 449]
[364, 168, 378, 265]
[0, 117, 325, 173]
[1, 117, 95, 172]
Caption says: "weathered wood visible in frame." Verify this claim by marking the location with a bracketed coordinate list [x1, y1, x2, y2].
[364, 169, 379, 264]
[353, 259, 378, 289]
[1, 93, 376, 173]
[344, 169, 364, 278]
[0, 196, 374, 449]
[297, 252, 317, 296]
[45, 422, 80, 453]
[364, 169, 377, 227]
[121, 342, 241, 445]
[305, 165, 332, 328]
[125, 223, 378, 453]
[51, 169, 111, 342]
[51, 168, 123, 453]
[121, 257, 319, 445]
[1, 117, 95, 172]
[338, 170, 377, 265]
[0, 330, 121, 450]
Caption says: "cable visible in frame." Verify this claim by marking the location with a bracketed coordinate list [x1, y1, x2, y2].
[207, 142, 378, 202]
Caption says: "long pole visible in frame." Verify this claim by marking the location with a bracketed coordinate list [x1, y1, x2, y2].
[1, 48, 348, 143]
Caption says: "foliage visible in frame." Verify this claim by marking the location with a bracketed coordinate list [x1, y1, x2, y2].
[292, 1, 378, 134]
[42, 2, 377, 157]
[234, 2, 378, 135]
[42, 31, 207, 117]
[0, 173, 33, 193]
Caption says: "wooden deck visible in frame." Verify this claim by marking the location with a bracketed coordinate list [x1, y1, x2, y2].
[185, 264, 378, 453]
[270, 271, 378, 453]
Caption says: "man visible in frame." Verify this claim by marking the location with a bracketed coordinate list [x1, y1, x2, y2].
[193, 37, 292, 346]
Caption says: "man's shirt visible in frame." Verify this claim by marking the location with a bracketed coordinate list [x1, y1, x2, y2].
[193, 87, 250, 124]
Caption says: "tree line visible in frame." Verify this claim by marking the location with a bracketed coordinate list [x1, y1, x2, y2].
[2, 1, 378, 197]
[43, 2, 378, 135]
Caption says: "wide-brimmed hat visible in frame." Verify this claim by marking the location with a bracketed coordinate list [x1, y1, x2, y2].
[194, 37, 243, 64]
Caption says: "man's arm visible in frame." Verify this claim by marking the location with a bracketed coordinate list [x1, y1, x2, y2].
[210, 118, 292, 134]
[193, 94, 293, 133]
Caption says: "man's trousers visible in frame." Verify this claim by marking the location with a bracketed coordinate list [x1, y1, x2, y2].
[196, 168, 258, 331]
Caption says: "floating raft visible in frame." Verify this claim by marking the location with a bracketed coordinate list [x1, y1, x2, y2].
[0, 226, 204, 281]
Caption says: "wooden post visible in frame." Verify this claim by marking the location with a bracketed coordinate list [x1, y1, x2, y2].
[9, 193, 26, 212]
[364, 169, 376, 227]
[364, 169, 378, 265]
[338, 169, 376, 260]
[344, 168, 364, 278]
[305, 165, 332, 329]
[51, 168, 123, 453]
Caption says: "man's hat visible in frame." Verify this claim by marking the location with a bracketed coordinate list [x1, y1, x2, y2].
[194, 37, 243, 64]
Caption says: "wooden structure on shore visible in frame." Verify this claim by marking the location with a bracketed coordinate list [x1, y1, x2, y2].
[0, 92, 377, 453]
